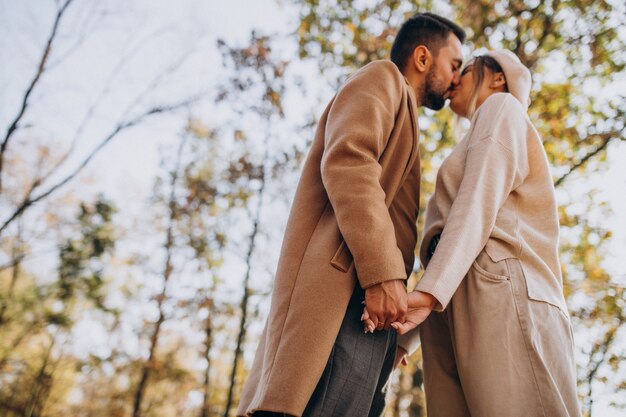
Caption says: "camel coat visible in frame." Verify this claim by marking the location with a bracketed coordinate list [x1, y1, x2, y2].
[237, 60, 421, 417]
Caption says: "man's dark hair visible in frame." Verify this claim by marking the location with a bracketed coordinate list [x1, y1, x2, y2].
[391, 13, 466, 71]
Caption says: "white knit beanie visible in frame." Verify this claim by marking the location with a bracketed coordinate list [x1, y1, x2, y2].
[485, 50, 532, 110]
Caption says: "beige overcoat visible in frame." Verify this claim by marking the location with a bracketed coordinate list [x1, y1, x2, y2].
[237, 60, 421, 417]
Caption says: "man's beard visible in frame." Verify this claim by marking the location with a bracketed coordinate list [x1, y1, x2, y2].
[423, 64, 449, 111]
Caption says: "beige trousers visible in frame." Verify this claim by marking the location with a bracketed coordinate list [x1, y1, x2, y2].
[419, 252, 581, 417]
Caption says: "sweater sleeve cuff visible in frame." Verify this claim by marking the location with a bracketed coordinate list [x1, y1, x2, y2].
[397, 329, 421, 355]
[415, 277, 451, 312]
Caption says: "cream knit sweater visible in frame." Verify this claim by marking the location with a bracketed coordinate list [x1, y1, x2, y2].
[399, 92, 568, 354]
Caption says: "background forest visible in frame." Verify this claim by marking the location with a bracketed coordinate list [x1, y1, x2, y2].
[0, 1, 625, 416]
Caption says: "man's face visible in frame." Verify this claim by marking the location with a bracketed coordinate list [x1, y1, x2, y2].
[423, 33, 463, 110]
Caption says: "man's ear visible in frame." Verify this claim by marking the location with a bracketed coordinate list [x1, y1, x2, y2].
[411, 45, 431, 73]
[490, 72, 507, 90]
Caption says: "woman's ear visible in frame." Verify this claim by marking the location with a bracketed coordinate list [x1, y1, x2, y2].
[490, 72, 507, 90]
[411, 45, 432, 73]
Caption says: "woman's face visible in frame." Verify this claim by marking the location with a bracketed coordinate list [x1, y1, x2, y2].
[449, 64, 475, 118]
[449, 61, 504, 118]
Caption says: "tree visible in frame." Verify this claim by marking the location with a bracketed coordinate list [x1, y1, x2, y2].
[213, 32, 300, 417]
[0, 195, 117, 416]
[0, 2, 213, 413]
[0, 2, 310, 414]
[0, 0, 205, 237]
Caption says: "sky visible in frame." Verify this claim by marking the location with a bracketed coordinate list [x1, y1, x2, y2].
[0, 0, 625, 415]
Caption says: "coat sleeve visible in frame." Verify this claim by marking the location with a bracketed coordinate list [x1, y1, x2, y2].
[415, 94, 529, 310]
[321, 61, 408, 289]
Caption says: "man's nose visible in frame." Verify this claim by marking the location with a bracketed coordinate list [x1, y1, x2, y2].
[451, 72, 461, 86]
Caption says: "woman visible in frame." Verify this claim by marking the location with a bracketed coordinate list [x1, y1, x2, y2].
[364, 50, 581, 416]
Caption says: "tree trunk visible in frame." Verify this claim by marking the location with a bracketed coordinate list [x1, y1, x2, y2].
[0, 0, 74, 193]
[132, 139, 185, 417]
[222, 220, 259, 417]
[24, 337, 55, 417]
[0, 226, 22, 326]
[223, 139, 270, 417]
[200, 301, 214, 417]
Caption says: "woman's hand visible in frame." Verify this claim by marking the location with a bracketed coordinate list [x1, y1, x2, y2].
[362, 290, 437, 334]
[389, 291, 437, 335]
[394, 346, 409, 368]
[361, 305, 377, 333]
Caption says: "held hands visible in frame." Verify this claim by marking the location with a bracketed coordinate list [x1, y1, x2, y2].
[362, 279, 408, 331]
[363, 290, 437, 335]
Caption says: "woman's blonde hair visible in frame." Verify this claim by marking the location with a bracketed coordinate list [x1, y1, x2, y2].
[465, 55, 508, 118]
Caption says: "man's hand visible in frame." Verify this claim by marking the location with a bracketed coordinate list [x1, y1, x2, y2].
[363, 279, 407, 331]
[390, 291, 437, 335]
[394, 346, 409, 369]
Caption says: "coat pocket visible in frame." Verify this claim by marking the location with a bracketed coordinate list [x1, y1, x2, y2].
[508, 258, 570, 320]
[330, 240, 353, 272]
[471, 250, 510, 283]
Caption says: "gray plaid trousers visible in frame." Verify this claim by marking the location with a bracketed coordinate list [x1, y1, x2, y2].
[302, 285, 397, 417]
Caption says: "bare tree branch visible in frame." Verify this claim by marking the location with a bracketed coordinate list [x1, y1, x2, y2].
[0, 320, 44, 370]
[45, 0, 102, 71]
[584, 310, 626, 417]
[554, 133, 618, 188]
[0, 0, 75, 193]
[0, 94, 206, 236]
[34, 28, 201, 208]
[124, 44, 198, 117]
[0, 240, 62, 273]
[0, 254, 25, 273]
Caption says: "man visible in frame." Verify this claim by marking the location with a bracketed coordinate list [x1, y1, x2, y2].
[237, 13, 465, 417]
